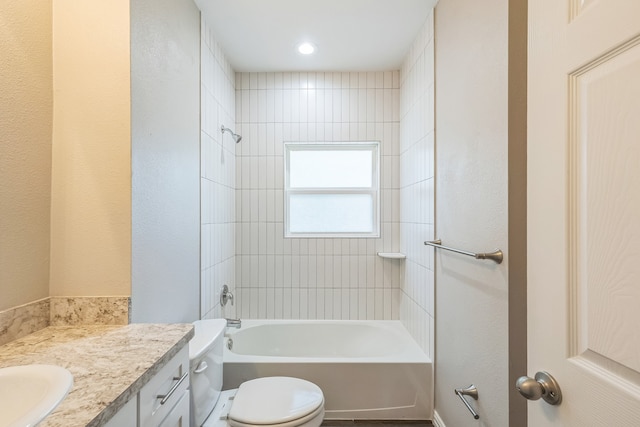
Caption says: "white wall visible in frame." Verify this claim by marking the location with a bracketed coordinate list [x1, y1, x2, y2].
[130, 0, 201, 323]
[399, 13, 435, 359]
[434, 0, 516, 425]
[200, 18, 237, 320]
[50, 0, 131, 297]
[0, 0, 52, 310]
[234, 72, 402, 320]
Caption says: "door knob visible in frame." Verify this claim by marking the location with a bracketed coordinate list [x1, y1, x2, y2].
[516, 371, 562, 405]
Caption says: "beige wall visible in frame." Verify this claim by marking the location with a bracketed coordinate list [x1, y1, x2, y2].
[434, 0, 510, 425]
[50, 0, 131, 296]
[0, 0, 53, 310]
[130, 0, 201, 323]
[2, 1, 203, 318]
[434, 0, 527, 425]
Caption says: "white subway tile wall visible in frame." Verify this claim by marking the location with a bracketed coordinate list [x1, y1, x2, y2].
[235, 70, 402, 321]
[201, 19, 237, 320]
[399, 13, 435, 358]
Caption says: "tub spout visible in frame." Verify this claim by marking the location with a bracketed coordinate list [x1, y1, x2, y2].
[226, 318, 241, 328]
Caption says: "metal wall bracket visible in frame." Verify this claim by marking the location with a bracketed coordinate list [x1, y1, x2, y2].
[455, 385, 480, 420]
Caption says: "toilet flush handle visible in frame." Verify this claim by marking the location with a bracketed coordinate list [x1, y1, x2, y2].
[194, 361, 208, 374]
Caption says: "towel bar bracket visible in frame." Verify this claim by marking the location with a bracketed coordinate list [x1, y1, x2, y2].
[455, 385, 480, 420]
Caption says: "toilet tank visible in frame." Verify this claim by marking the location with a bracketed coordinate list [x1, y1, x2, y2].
[189, 319, 227, 426]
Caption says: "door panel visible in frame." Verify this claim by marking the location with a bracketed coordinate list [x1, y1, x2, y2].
[570, 41, 640, 376]
[528, 0, 640, 425]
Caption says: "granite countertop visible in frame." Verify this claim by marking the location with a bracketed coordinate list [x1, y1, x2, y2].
[0, 323, 194, 427]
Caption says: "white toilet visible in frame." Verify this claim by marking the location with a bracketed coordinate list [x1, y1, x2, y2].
[189, 319, 325, 427]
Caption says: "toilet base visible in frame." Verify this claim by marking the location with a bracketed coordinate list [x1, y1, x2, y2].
[200, 389, 324, 427]
[202, 389, 237, 427]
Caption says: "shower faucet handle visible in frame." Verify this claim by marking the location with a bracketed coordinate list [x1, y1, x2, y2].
[220, 284, 234, 306]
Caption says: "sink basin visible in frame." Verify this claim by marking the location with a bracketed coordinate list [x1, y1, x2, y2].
[0, 365, 73, 427]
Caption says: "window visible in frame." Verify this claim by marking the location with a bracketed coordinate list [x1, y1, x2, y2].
[285, 142, 380, 238]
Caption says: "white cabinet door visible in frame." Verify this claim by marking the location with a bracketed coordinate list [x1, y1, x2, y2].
[104, 396, 137, 427]
[528, 0, 640, 425]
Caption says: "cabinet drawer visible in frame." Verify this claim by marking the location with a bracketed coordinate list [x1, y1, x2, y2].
[159, 390, 190, 427]
[140, 346, 189, 427]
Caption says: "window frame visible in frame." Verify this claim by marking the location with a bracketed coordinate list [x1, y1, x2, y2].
[284, 142, 380, 238]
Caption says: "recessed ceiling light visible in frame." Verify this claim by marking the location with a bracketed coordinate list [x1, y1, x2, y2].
[297, 42, 316, 55]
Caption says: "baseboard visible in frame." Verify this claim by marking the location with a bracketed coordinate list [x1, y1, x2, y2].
[432, 410, 446, 427]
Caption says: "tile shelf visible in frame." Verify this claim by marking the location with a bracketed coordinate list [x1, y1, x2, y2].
[376, 252, 406, 259]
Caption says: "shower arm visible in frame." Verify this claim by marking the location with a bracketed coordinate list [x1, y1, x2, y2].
[221, 125, 242, 143]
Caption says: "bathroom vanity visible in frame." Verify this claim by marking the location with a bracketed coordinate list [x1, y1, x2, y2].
[0, 323, 194, 426]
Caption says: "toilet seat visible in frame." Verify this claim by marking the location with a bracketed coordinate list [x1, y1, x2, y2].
[227, 377, 324, 427]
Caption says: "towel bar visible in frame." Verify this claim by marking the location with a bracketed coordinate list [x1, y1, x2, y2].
[424, 239, 503, 264]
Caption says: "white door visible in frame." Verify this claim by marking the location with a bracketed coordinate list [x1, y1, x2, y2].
[528, 0, 640, 425]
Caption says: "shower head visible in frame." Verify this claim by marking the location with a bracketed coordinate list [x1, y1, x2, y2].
[221, 125, 242, 143]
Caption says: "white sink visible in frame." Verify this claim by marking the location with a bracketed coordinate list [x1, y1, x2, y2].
[0, 365, 73, 427]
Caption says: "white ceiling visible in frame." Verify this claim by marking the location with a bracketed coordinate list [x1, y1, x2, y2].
[194, 0, 437, 72]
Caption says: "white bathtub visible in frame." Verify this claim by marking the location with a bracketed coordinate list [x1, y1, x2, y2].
[223, 320, 433, 420]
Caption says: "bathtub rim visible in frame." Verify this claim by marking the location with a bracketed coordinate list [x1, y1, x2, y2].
[223, 319, 432, 364]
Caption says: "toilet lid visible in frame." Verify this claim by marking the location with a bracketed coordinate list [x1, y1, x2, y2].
[228, 377, 324, 425]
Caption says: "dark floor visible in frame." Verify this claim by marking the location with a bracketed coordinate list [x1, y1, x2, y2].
[322, 421, 433, 427]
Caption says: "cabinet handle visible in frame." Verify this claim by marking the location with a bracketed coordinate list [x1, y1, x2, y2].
[194, 361, 208, 374]
[157, 372, 188, 405]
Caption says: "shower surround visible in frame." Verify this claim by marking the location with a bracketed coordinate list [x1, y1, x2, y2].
[200, 13, 434, 359]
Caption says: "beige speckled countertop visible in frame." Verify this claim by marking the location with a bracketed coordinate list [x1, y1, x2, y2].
[0, 323, 194, 427]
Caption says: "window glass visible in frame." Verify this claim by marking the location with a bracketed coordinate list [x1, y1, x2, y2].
[289, 194, 374, 233]
[289, 150, 373, 188]
[285, 142, 379, 238]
